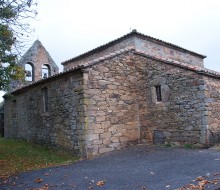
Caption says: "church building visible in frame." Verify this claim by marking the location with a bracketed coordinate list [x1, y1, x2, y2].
[3, 30, 220, 157]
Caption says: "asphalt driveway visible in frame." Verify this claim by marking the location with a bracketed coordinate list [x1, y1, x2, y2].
[1, 145, 220, 190]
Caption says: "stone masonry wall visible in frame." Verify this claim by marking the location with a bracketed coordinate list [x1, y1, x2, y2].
[64, 35, 204, 70]
[4, 71, 86, 156]
[82, 51, 208, 157]
[134, 38, 204, 68]
[134, 53, 207, 145]
[83, 52, 140, 157]
[203, 76, 220, 144]
[18, 40, 59, 82]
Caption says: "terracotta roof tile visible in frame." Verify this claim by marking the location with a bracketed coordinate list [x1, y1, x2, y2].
[134, 50, 220, 78]
[11, 48, 219, 95]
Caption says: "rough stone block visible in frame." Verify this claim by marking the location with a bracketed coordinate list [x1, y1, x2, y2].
[110, 137, 120, 143]
[87, 134, 100, 141]
[99, 147, 114, 154]
[96, 116, 106, 122]
[92, 139, 102, 145]
[94, 128, 104, 134]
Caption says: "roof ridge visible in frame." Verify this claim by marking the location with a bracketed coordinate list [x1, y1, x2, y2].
[62, 31, 206, 65]
[134, 50, 220, 77]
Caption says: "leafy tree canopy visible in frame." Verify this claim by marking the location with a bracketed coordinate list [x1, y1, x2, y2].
[0, 0, 37, 91]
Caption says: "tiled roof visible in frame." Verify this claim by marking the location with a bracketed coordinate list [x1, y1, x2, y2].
[11, 47, 219, 95]
[11, 65, 85, 94]
[134, 49, 220, 78]
[10, 47, 135, 94]
[62, 30, 206, 65]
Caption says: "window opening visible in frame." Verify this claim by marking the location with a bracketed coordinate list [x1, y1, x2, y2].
[25, 63, 34, 81]
[155, 85, 162, 102]
[42, 87, 49, 112]
[12, 100, 16, 118]
[42, 64, 51, 79]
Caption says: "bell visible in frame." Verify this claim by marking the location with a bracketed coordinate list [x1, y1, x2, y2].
[43, 73, 47, 79]
[25, 70, 32, 77]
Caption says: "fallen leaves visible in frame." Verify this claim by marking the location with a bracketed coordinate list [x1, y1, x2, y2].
[0, 175, 9, 180]
[0, 175, 10, 185]
[35, 178, 43, 183]
[87, 179, 106, 189]
[177, 173, 220, 190]
[29, 184, 49, 190]
[96, 180, 106, 186]
[0, 137, 78, 177]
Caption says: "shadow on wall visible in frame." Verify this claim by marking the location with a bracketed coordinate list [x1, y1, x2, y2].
[208, 129, 220, 145]
[0, 101, 4, 137]
[0, 91, 5, 137]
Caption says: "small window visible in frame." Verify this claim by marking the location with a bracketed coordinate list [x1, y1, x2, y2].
[155, 85, 162, 102]
[42, 87, 49, 112]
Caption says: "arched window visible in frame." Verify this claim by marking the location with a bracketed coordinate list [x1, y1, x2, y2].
[25, 62, 34, 82]
[42, 64, 51, 79]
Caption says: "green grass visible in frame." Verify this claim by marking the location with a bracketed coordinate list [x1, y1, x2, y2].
[183, 143, 195, 149]
[0, 137, 79, 177]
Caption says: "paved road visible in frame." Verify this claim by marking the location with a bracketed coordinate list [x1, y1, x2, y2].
[1, 145, 220, 190]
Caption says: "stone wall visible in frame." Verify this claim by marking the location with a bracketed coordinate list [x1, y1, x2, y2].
[83, 52, 140, 157]
[18, 40, 59, 82]
[0, 102, 4, 137]
[133, 53, 207, 145]
[134, 38, 204, 67]
[4, 49, 218, 157]
[203, 76, 220, 144]
[4, 71, 86, 156]
[63, 34, 204, 70]
[82, 51, 207, 157]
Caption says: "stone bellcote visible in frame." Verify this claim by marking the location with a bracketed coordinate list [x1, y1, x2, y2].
[18, 40, 59, 82]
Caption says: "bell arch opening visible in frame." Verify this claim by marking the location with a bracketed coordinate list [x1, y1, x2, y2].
[25, 62, 35, 82]
[42, 64, 51, 79]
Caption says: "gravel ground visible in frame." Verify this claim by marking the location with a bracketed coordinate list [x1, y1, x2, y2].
[1, 145, 220, 190]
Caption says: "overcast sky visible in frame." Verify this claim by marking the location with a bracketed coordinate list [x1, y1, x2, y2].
[1, 0, 220, 101]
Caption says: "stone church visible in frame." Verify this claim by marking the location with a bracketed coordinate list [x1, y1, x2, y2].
[3, 30, 220, 157]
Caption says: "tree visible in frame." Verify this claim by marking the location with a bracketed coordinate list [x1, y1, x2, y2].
[0, 0, 37, 91]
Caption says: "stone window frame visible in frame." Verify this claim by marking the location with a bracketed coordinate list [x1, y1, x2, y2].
[150, 77, 170, 104]
[42, 87, 49, 113]
[151, 84, 170, 104]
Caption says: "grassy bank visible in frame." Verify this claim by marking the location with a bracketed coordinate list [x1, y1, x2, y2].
[0, 137, 78, 177]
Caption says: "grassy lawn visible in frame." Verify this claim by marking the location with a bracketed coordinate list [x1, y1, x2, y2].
[0, 137, 79, 177]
